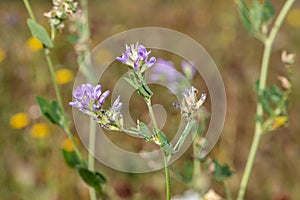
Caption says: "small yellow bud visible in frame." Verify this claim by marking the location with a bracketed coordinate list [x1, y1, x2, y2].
[272, 116, 287, 130]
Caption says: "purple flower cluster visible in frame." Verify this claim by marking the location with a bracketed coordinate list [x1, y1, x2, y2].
[69, 83, 110, 116]
[150, 59, 196, 95]
[116, 43, 156, 72]
[70, 83, 123, 130]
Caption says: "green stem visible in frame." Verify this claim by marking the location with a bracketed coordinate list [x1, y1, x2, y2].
[192, 134, 202, 194]
[173, 120, 196, 152]
[224, 181, 232, 200]
[237, 1, 295, 199]
[23, 0, 36, 22]
[22, 0, 84, 163]
[88, 119, 97, 200]
[145, 98, 170, 199]
[146, 99, 159, 131]
[163, 151, 171, 200]
[44, 50, 83, 162]
[77, 0, 98, 198]
[193, 140, 201, 175]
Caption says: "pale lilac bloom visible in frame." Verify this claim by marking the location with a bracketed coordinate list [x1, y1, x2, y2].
[116, 43, 156, 72]
[150, 59, 178, 82]
[108, 96, 123, 122]
[70, 83, 124, 130]
[69, 83, 110, 116]
[181, 60, 196, 80]
[150, 59, 196, 95]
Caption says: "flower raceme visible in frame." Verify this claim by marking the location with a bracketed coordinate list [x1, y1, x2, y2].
[69, 83, 123, 131]
[44, 0, 78, 30]
[116, 43, 156, 74]
[175, 86, 206, 121]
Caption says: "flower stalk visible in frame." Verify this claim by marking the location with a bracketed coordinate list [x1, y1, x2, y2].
[23, 0, 83, 163]
[237, 1, 295, 199]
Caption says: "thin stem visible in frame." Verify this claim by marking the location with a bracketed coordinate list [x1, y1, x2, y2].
[23, 0, 36, 21]
[44, 50, 83, 162]
[88, 119, 97, 200]
[193, 141, 201, 176]
[22, 0, 84, 162]
[76, 0, 99, 198]
[121, 128, 139, 136]
[163, 151, 171, 200]
[145, 98, 170, 199]
[192, 135, 202, 194]
[237, 1, 295, 199]
[146, 99, 159, 131]
[223, 181, 232, 200]
[173, 120, 196, 152]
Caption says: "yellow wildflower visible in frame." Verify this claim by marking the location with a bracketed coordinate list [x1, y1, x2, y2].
[27, 37, 43, 51]
[62, 137, 79, 151]
[10, 112, 30, 129]
[55, 69, 74, 85]
[287, 9, 300, 27]
[272, 116, 287, 130]
[0, 49, 6, 63]
[30, 123, 50, 139]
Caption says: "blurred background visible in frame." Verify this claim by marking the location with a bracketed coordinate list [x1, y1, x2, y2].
[0, 0, 299, 199]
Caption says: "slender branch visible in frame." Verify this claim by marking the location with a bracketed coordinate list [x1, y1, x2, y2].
[237, 1, 295, 199]
[22, 0, 84, 163]
[145, 98, 171, 199]
[223, 181, 232, 200]
[146, 99, 159, 131]
[88, 119, 97, 200]
[76, 1, 98, 199]
[173, 120, 196, 152]
[163, 151, 171, 200]
[23, 0, 36, 21]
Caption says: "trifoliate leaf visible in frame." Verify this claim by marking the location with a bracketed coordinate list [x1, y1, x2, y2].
[213, 160, 233, 182]
[78, 167, 106, 192]
[27, 19, 53, 48]
[36, 96, 64, 127]
[62, 149, 81, 168]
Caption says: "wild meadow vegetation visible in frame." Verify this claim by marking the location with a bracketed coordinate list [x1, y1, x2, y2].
[1, 0, 300, 199]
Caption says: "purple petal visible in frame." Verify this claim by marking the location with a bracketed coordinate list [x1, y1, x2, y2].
[99, 90, 110, 104]
[92, 84, 102, 100]
[146, 57, 156, 67]
[134, 58, 140, 70]
[138, 45, 148, 60]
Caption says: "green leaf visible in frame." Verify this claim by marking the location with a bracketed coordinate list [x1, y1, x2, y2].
[178, 161, 193, 183]
[139, 122, 152, 138]
[156, 129, 169, 146]
[250, 0, 264, 32]
[62, 149, 81, 168]
[213, 160, 233, 182]
[154, 129, 175, 154]
[27, 19, 53, 48]
[262, 0, 275, 23]
[124, 77, 139, 90]
[238, 0, 252, 32]
[78, 168, 106, 191]
[36, 96, 64, 127]
[94, 172, 107, 184]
